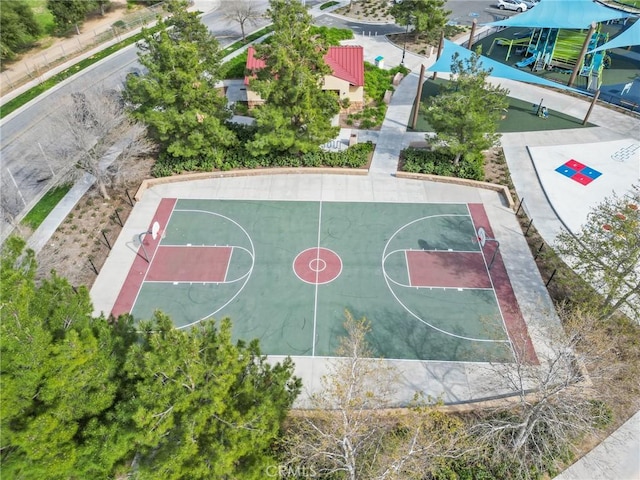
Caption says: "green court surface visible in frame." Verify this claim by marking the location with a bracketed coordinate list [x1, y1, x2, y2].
[125, 199, 521, 363]
[409, 78, 594, 132]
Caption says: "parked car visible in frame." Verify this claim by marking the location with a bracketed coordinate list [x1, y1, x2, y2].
[521, 0, 538, 8]
[497, 0, 528, 12]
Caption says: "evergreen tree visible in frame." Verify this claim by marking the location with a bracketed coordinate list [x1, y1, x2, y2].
[0, 0, 42, 61]
[124, 313, 301, 479]
[0, 237, 137, 478]
[390, 0, 450, 41]
[423, 50, 508, 165]
[47, 0, 95, 35]
[125, 0, 236, 166]
[0, 237, 301, 478]
[247, 0, 339, 156]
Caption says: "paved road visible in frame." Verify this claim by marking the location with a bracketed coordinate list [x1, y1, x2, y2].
[0, 1, 275, 239]
[0, 0, 509, 239]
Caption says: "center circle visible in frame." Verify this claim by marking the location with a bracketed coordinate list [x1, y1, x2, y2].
[309, 258, 327, 272]
[293, 248, 342, 285]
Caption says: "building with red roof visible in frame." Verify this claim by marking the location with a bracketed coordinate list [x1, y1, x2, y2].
[245, 45, 365, 109]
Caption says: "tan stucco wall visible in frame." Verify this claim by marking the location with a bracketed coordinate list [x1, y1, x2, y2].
[323, 75, 363, 103]
[246, 75, 364, 107]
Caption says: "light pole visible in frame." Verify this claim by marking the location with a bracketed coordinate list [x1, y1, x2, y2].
[400, 18, 410, 66]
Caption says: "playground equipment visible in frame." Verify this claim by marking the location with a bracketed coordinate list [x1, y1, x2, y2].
[510, 25, 609, 90]
[487, 36, 532, 60]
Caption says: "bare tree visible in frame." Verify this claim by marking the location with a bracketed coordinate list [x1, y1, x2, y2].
[554, 186, 640, 321]
[284, 311, 469, 480]
[0, 174, 27, 235]
[472, 306, 621, 478]
[49, 88, 153, 200]
[223, 0, 262, 42]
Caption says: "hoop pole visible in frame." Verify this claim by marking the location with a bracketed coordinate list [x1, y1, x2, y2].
[138, 231, 151, 262]
[488, 240, 500, 270]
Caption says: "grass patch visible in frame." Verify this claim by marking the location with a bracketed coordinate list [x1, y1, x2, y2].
[320, 1, 339, 9]
[221, 26, 275, 57]
[616, 0, 640, 7]
[24, 0, 55, 35]
[0, 23, 162, 119]
[410, 79, 593, 132]
[21, 183, 72, 229]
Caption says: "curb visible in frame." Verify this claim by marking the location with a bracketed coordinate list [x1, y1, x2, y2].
[134, 167, 369, 201]
[394, 171, 515, 209]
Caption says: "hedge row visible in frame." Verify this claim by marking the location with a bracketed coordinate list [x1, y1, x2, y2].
[399, 146, 484, 181]
[152, 139, 374, 177]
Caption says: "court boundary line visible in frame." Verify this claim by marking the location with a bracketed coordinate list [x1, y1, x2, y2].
[312, 200, 322, 356]
[465, 204, 517, 359]
[128, 201, 179, 313]
[381, 213, 510, 344]
[147, 207, 256, 330]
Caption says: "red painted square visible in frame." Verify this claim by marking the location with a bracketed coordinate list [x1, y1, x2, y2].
[571, 173, 594, 185]
[565, 159, 586, 171]
[406, 251, 491, 288]
[147, 246, 232, 282]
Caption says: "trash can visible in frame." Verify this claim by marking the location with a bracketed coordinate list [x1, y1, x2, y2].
[374, 55, 384, 69]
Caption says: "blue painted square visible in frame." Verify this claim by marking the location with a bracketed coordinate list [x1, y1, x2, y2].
[581, 167, 602, 180]
[555, 165, 577, 178]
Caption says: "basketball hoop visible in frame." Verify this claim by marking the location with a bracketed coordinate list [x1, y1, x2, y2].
[476, 226, 500, 270]
[138, 221, 162, 263]
[477, 227, 487, 247]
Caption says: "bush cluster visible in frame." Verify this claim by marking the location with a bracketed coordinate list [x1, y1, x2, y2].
[399, 147, 484, 181]
[152, 124, 374, 177]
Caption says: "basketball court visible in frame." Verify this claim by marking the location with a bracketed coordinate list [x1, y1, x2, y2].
[110, 197, 537, 364]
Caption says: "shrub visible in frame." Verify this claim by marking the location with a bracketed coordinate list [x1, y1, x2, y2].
[399, 147, 483, 180]
[151, 141, 374, 176]
[319, 1, 339, 10]
[220, 52, 248, 79]
[310, 26, 354, 45]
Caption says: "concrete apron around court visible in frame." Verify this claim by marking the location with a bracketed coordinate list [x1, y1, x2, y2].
[91, 173, 561, 408]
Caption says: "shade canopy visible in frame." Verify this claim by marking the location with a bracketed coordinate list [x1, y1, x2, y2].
[427, 40, 582, 93]
[486, 0, 631, 29]
[590, 18, 640, 52]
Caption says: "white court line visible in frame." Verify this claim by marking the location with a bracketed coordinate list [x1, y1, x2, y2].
[223, 246, 232, 283]
[165, 208, 255, 330]
[465, 204, 516, 358]
[312, 200, 323, 357]
[129, 201, 178, 314]
[404, 249, 412, 287]
[381, 213, 509, 344]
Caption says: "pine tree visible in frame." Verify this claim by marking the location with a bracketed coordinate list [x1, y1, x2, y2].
[0, 237, 138, 478]
[124, 313, 301, 479]
[423, 50, 508, 165]
[247, 0, 339, 156]
[125, 0, 236, 166]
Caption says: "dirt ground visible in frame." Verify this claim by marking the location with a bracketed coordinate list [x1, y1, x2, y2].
[1, 1, 136, 96]
[35, 158, 153, 288]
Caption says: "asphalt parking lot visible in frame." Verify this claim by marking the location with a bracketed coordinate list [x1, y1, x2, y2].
[446, 0, 518, 26]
